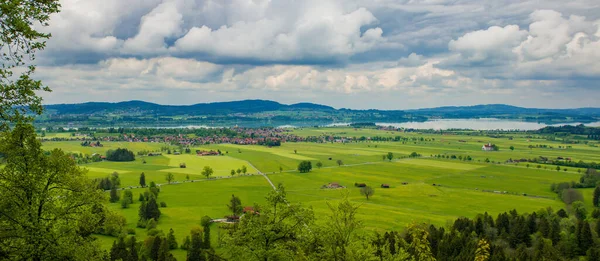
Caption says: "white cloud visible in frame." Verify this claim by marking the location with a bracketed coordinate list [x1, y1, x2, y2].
[173, 5, 383, 61]
[449, 25, 527, 62]
[122, 0, 184, 54]
[30, 1, 600, 108]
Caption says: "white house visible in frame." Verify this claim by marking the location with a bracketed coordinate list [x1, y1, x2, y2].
[482, 143, 495, 151]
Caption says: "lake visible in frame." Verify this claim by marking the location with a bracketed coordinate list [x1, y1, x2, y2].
[374, 119, 600, 131]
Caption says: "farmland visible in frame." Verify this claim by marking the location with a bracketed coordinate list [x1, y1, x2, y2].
[41, 126, 600, 258]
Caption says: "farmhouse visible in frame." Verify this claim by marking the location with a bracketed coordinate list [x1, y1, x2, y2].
[482, 143, 495, 151]
[322, 182, 345, 189]
[243, 206, 256, 214]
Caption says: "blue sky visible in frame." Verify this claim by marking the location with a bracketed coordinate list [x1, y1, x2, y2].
[36, 0, 600, 109]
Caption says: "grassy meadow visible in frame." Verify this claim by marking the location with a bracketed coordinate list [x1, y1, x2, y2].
[40, 127, 600, 256]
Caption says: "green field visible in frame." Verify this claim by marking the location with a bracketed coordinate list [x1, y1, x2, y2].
[40, 127, 600, 257]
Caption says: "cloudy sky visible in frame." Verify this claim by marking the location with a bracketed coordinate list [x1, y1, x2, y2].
[35, 0, 600, 109]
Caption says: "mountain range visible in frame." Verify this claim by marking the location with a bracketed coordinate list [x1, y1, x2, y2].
[39, 100, 600, 127]
[43, 100, 600, 116]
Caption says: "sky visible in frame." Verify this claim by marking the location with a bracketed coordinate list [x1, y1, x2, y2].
[34, 0, 600, 109]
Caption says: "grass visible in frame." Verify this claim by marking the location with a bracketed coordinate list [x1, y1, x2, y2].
[39, 127, 598, 255]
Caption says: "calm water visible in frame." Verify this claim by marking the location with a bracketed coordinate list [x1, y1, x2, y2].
[375, 119, 600, 131]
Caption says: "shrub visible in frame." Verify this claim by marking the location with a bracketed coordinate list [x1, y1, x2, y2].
[298, 161, 312, 173]
[160, 202, 167, 208]
[127, 228, 136, 235]
[136, 220, 147, 229]
[146, 218, 157, 230]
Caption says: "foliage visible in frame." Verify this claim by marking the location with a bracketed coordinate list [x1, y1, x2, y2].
[223, 184, 314, 261]
[101, 209, 127, 237]
[187, 226, 206, 261]
[0, 0, 59, 129]
[167, 228, 178, 250]
[298, 160, 313, 173]
[316, 161, 323, 168]
[202, 166, 214, 179]
[0, 123, 105, 259]
[386, 152, 394, 161]
[228, 194, 243, 217]
[561, 189, 584, 204]
[110, 187, 120, 203]
[474, 239, 490, 261]
[165, 172, 175, 184]
[360, 186, 375, 200]
[140, 172, 146, 187]
[106, 148, 135, 161]
[139, 196, 161, 222]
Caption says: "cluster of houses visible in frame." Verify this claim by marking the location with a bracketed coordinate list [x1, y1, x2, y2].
[196, 150, 220, 156]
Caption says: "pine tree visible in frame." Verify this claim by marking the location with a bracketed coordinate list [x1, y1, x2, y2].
[127, 236, 139, 261]
[187, 227, 205, 261]
[139, 201, 148, 221]
[538, 217, 550, 238]
[146, 197, 161, 221]
[167, 228, 178, 250]
[475, 217, 484, 236]
[181, 236, 191, 250]
[110, 187, 120, 203]
[579, 221, 593, 254]
[588, 244, 600, 261]
[110, 236, 128, 261]
[527, 213, 537, 234]
[150, 237, 162, 261]
[515, 244, 530, 261]
[140, 172, 146, 188]
[158, 237, 171, 261]
[593, 186, 600, 207]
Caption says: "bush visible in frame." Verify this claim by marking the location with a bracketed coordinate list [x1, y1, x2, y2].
[120, 199, 130, 209]
[103, 211, 126, 237]
[147, 228, 162, 237]
[160, 202, 167, 208]
[136, 220, 147, 229]
[298, 161, 312, 173]
[562, 189, 584, 205]
[127, 228, 136, 235]
[181, 236, 191, 250]
[146, 218, 157, 230]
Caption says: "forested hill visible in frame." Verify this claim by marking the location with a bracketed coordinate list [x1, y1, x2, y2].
[406, 104, 600, 118]
[43, 100, 335, 115]
[44, 100, 600, 117]
[38, 100, 600, 127]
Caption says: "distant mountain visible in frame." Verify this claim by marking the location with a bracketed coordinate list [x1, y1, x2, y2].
[43, 100, 600, 116]
[39, 100, 600, 127]
[44, 100, 328, 116]
[407, 104, 600, 117]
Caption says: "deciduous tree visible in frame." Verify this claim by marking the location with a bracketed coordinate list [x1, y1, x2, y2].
[360, 186, 375, 200]
[0, 123, 105, 259]
[228, 194, 243, 217]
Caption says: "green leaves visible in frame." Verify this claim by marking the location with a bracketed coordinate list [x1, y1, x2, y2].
[0, 0, 60, 129]
[0, 123, 104, 259]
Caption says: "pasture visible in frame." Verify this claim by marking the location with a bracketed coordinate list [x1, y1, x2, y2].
[40, 127, 599, 256]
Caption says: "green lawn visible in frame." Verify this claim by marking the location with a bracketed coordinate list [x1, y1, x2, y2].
[40, 127, 598, 256]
